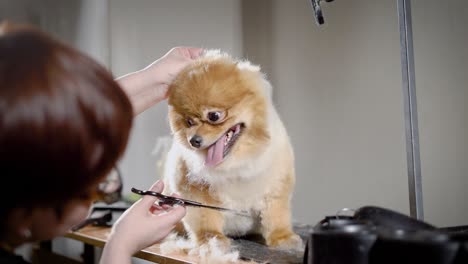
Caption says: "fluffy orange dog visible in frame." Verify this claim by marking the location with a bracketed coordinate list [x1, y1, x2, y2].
[163, 50, 302, 252]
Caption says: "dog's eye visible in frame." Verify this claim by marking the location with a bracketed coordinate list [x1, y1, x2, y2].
[186, 117, 196, 127]
[207, 111, 224, 123]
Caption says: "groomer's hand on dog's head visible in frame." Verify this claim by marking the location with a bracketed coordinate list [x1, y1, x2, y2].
[143, 47, 204, 100]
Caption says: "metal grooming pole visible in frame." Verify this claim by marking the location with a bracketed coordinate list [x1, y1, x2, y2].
[397, 0, 424, 220]
[310, 0, 424, 220]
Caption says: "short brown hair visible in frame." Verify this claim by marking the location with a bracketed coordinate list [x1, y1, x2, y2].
[0, 23, 133, 229]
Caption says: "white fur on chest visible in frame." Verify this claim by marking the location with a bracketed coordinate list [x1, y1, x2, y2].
[165, 143, 276, 236]
[179, 144, 276, 204]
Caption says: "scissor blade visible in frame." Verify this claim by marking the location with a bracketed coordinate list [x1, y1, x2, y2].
[188, 203, 233, 212]
[131, 187, 249, 217]
[186, 203, 250, 217]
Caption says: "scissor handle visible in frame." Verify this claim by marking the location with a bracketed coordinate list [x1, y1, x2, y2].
[131, 187, 203, 206]
[131, 188, 165, 198]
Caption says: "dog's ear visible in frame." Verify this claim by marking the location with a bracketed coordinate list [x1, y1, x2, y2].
[234, 59, 273, 101]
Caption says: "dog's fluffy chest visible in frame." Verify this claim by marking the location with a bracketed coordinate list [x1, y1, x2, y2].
[213, 174, 269, 236]
[180, 151, 273, 207]
[211, 171, 269, 210]
[183, 159, 274, 236]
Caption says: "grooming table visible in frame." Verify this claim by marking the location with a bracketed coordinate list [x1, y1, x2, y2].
[49, 223, 311, 264]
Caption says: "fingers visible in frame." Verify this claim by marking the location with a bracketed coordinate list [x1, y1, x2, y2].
[150, 192, 183, 214]
[171, 47, 203, 60]
[187, 47, 204, 59]
[170, 192, 182, 198]
[158, 205, 186, 224]
[149, 179, 164, 192]
[150, 201, 174, 214]
[139, 180, 164, 208]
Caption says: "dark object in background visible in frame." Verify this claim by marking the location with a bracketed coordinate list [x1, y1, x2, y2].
[70, 210, 113, 232]
[369, 229, 458, 264]
[304, 206, 468, 264]
[446, 229, 468, 264]
[354, 205, 435, 231]
[70, 203, 128, 231]
[97, 166, 123, 204]
[309, 0, 335, 25]
[308, 218, 376, 264]
[71, 166, 128, 231]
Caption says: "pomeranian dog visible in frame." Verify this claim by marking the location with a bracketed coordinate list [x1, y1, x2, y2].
[163, 50, 302, 253]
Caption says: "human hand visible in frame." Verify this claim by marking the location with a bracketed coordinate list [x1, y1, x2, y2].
[143, 47, 204, 100]
[100, 180, 185, 262]
[116, 47, 203, 115]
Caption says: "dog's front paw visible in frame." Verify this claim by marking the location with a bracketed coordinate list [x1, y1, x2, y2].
[266, 231, 304, 251]
[196, 231, 231, 251]
[189, 235, 239, 263]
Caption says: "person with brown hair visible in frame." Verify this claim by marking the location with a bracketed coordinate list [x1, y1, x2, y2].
[0, 22, 202, 264]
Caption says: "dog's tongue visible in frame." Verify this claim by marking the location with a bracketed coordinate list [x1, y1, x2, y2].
[205, 134, 226, 167]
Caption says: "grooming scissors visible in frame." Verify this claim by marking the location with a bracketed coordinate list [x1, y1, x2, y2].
[131, 187, 249, 216]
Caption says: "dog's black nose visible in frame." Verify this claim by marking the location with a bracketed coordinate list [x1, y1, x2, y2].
[189, 135, 203, 148]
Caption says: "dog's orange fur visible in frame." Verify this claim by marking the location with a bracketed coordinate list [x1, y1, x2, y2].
[163, 50, 302, 252]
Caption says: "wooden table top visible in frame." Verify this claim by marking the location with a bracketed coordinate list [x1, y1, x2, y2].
[65, 226, 199, 264]
[65, 224, 310, 264]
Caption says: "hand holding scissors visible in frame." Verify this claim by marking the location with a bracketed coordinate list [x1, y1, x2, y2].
[131, 187, 249, 216]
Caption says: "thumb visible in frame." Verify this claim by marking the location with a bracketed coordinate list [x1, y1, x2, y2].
[139, 180, 164, 208]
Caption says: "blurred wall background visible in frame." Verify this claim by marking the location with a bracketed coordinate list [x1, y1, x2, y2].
[1, 0, 467, 262]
